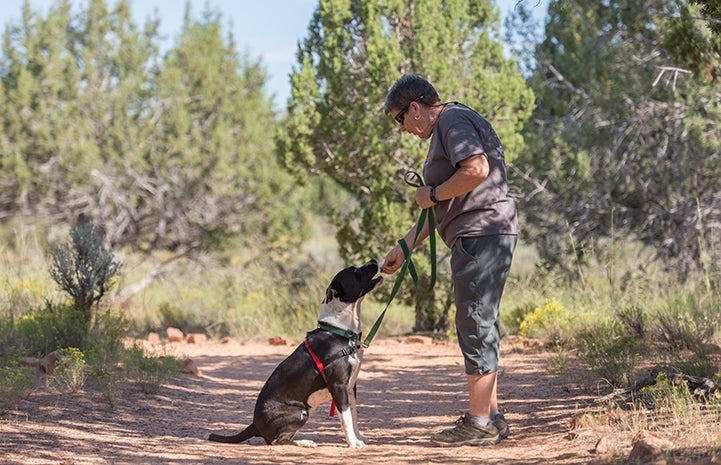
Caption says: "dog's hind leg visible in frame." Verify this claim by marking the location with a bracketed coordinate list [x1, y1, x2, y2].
[267, 407, 314, 447]
[271, 431, 318, 447]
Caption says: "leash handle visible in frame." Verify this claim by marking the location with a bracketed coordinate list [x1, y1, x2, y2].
[363, 171, 437, 347]
[403, 170, 424, 188]
[404, 170, 437, 288]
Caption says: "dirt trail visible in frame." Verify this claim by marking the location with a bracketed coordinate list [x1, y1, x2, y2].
[1, 337, 603, 465]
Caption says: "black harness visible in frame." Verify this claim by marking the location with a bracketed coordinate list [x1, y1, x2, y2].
[303, 322, 363, 370]
[302, 322, 363, 417]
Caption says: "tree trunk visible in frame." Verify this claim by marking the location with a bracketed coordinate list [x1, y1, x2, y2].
[413, 276, 451, 333]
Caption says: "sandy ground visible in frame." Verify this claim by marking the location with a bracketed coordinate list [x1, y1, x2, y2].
[0, 336, 646, 464]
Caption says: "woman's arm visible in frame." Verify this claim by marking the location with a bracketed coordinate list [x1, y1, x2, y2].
[380, 214, 431, 274]
[415, 153, 490, 208]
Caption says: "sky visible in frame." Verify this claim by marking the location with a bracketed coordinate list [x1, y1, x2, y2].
[0, 0, 547, 110]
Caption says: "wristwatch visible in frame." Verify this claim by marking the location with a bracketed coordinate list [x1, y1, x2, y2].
[429, 186, 440, 204]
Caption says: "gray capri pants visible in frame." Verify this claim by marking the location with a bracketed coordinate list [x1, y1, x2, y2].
[451, 234, 517, 375]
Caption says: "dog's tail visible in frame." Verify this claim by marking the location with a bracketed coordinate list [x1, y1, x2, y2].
[207, 424, 258, 443]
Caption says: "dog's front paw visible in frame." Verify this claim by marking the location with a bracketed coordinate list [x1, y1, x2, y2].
[347, 438, 366, 448]
[292, 439, 318, 448]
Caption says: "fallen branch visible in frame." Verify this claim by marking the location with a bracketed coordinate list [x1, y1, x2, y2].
[596, 368, 718, 405]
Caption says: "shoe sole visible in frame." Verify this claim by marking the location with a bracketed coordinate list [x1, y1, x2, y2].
[431, 435, 501, 447]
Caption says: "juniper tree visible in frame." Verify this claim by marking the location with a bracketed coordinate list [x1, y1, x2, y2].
[509, 0, 721, 279]
[276, 0, 534, 331]
[0, 1, 315, 300]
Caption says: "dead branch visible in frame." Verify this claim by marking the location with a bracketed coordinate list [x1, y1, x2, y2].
[652, 66, 692, 90]
[596, 368, 718, 405]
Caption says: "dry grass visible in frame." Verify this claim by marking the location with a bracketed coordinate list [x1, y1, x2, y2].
[569, 369, 721, 463]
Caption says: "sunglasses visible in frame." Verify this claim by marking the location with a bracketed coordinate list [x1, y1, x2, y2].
[394, 96, 424, 125]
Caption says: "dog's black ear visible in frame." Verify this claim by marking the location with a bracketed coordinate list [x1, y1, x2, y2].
[322, 286, 339, 304]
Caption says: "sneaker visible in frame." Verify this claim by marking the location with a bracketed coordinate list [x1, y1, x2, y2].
[492, 413, 510, 439]
[430, 414, 501, 447]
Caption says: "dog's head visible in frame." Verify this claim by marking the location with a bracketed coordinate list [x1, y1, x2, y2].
[322, 259, 383, 305]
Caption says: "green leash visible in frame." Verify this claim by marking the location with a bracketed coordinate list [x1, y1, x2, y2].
[363, 171, 437, 347]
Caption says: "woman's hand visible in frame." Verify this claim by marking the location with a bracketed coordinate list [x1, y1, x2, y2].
[380, 244, 405, 274]
[415, 185, 436, 209]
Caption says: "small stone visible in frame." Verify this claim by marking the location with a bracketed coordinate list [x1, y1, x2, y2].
[187, 333, 207, 344]
[594, 437, 612, 454]
[166, 327, 184, 343]
[629, 430, 673, 461]
[179, 358, 201, 376]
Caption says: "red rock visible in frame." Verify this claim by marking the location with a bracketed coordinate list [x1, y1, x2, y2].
[166, 327, 184, 343]
[594, 437, 612, 454]
[179, 358, 201, 376]
[629, 430, 674, 461]
[186, 333, 207, 344]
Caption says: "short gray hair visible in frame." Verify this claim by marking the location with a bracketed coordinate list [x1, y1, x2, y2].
[384, 74, 440, 114]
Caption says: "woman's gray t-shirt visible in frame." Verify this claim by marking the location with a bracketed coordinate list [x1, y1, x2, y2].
[423, 103, 518, 248]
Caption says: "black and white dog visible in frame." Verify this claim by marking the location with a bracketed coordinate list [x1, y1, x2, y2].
[207, 260, 383, 448]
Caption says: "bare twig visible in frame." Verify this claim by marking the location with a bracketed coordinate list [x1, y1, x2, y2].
[652, 66, 692, 90]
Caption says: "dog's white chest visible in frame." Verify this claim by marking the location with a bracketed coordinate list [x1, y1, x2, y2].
[348, 350, 363, 386]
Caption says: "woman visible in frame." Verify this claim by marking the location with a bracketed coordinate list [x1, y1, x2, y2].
[380, 74, 517, 447]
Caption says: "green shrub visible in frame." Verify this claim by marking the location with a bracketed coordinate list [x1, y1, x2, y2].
[616, 305, 647, 339]
[157, 302, 204, 334]
[124, 343, 180, 395]
[518, 298, 575, 346]
[50, 347, 87, 394]
[48, 221, 120, 332]
[0, 359, 36, 411]
[503, 302, 537, 335]
[576, 318, 639, 387]
[93, 368, 125, 409]
[85, 308, 131, 370]
[639, 372, 704, 424]
[666, 353, 720, 380]
[12, 302, 87, 356]
[85, 309, 132, 408]
[653, 295, 720, 353]
[0, 314, 14, 358]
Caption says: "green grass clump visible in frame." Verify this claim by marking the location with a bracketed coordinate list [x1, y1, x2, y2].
[9, 302, 88, 357]
[124, 343, 181, 395]
[0, 359, 36, 412]
[575, 318, 640, 387]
